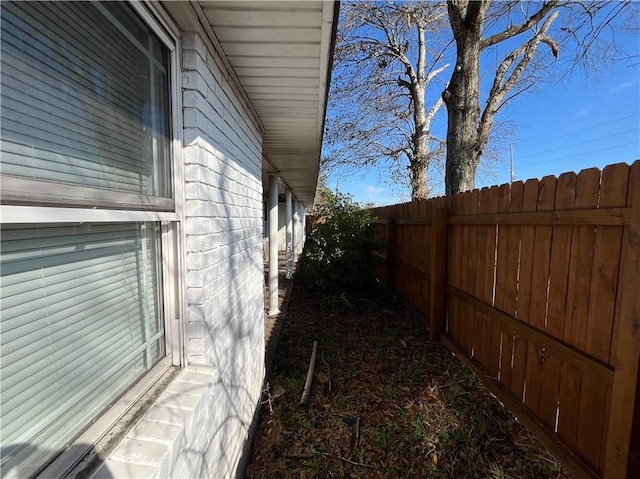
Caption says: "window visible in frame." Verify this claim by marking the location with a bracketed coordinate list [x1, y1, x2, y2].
[1, 1, 171, 209]
[0, 2, 180, 477]
[1, 223, 165, 475]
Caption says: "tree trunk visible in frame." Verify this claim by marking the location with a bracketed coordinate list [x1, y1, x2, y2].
[443, 1, 484, 196]
[411, 83, 429, 201]
[409, 158, 429, 201]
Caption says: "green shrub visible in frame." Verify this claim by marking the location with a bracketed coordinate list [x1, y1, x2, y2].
[298, 188, 378, 300]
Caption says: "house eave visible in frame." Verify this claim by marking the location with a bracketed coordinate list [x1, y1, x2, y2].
[160, 0, 339, 206]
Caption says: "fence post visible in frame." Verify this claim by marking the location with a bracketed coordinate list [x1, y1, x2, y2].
[429, 207, 448, 341]
[385, 215, 395, 290]
[604, 186, 640, 479]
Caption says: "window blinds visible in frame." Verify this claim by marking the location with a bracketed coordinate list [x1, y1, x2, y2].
[0, 223, 165, 478]
[0, 1, 171, 201]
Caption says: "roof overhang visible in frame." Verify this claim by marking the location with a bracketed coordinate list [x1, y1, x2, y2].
[161, 1, 338, 206]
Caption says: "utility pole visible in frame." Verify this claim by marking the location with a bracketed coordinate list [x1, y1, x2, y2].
[510, 144, 515, 185]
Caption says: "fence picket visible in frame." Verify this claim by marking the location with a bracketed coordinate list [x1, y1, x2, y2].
[511, 180, 537, 401]
[578, 375, 609, 472]
[485, 187, 502, 378]
[528, 176, 556, 331]
[516, 179, 540, 324]
[558, 361, 583, 449]
[564, 168, 600, 350]
[448, 193, 464, 344]
[524, 175, 556, 413]
[460, 191, 473, 354]
[548, 172, 577, 339]
[429, 207, 447, 340]
[495, 184, 512, 313]
[496, 184, 514, 385]
[589, 163, 629, 364]
[475, 188, 491, 369]
[467, 189, 480, 359]
[524, 339, 544, 415]
[502, 181, 523, 394]
[506, 182, 524, 314]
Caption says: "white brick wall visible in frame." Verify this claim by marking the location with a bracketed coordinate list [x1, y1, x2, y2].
[181, 30, 265, 477]
[98, 32, 266, 479]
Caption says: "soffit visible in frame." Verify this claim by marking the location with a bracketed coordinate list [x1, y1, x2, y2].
[180, 1, 337, 206]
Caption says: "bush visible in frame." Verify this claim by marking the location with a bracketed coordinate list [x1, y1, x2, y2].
[298, 188, 378, 300]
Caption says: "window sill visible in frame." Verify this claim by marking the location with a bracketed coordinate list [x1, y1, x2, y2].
[87, 365, 219, 479]
[39, 358, 176, 478]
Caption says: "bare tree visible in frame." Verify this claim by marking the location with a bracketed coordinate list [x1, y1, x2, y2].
[443, 0, 637, 195]
[323, 1, 451, 200]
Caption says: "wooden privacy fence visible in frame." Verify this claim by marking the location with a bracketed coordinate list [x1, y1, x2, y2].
[371, 162, 639, 479]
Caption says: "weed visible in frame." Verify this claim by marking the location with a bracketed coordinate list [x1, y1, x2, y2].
[488, 463, 509, 479]
[458, 364, 481, 390]
[412, 414, 431, 443]
[289, 410, 311, 429]
[319, 291, 355, 310]
[301, 454, 323, 476]
[371, 420, 400, 449]
[383, 386, 401, 401]
[283, 375, 305, 393]
[334, 395, 349, 410]
[374, 337, 388, 361]
[445, 384, 471, 409]
[399, 361, 424, 383]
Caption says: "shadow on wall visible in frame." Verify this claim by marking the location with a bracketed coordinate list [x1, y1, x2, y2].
[185, 133, 265, 476]
[210, 156, 263, 477]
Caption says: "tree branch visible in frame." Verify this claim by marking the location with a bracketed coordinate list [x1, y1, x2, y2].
[426, 96, 445, 126]
[426, 63, 450, 84]
[477, 11, 559, 155]
[480, 0, 561, 50]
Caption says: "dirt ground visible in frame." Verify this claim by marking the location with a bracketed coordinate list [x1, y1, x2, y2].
[245, 281, 571, 479]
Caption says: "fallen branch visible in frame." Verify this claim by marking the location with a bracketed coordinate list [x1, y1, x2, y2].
[300, 340, 318, 405]
[350, 416, 361, 459]
[283, 453, 315, 460]
[313, 449, 372, 468]
[320, 349, 332, 393]
[336, 454, 370, 468]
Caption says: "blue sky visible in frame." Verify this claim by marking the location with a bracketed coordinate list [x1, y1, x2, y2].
[325, 21, 639, 206]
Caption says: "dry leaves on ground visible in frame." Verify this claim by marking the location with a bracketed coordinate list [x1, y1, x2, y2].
[246, 284, 571, 479]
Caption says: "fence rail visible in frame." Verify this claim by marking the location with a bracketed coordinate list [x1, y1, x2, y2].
[371, 162, 639, 479]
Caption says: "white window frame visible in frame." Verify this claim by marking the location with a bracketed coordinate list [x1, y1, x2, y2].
[0, 1, 176, 212]
[0, 1, 186, 476]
